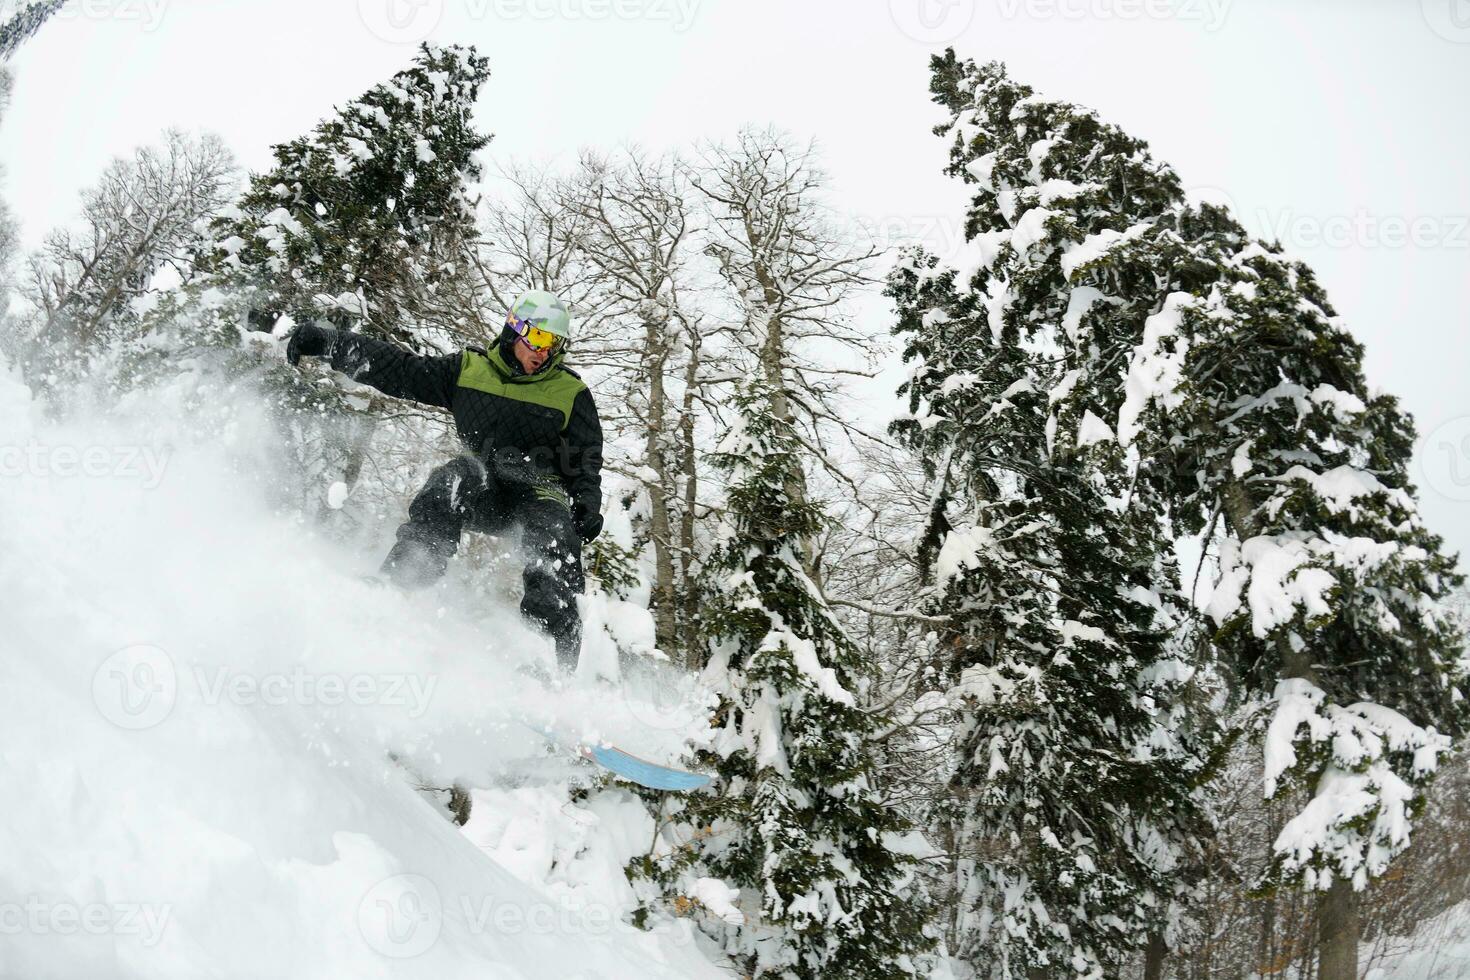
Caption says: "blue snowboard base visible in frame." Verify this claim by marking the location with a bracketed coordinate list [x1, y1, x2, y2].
[530, 723, 711, 791]
[581, 743, 712, 792]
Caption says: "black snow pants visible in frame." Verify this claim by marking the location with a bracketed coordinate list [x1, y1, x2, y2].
[381, 456, 586, 670]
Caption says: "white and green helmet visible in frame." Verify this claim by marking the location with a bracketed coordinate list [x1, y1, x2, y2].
[508, 289, 571, 341]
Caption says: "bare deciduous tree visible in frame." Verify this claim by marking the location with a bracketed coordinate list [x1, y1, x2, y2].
[21, 129, 236, 368]
[474, 162, 617, 349]
[0, 68, 19, 358]
[691, 127, 883, 587]
[564, 148, 709, 657]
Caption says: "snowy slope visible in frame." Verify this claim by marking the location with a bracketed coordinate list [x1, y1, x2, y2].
[0, 356, 723, 979]
[1361, 900, 1470, 980]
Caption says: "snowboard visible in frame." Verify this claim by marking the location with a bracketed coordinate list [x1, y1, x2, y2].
[531, 723, 712, 792]
[580, 741, 712, 792]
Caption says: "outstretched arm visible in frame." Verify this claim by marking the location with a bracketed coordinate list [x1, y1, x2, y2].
[561, 387, 604, 541]
[288, 320, 459, 412]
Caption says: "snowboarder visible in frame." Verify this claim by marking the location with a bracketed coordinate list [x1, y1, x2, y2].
[278, 290, 604, 672]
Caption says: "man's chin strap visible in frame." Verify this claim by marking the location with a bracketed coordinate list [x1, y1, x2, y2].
[498, 326, 527, 376]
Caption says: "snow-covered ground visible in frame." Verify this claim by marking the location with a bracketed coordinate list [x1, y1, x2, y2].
[1267, 897, 1470, 979]
[1361, 901, 1470, 980]
[0, 354, 724, 978]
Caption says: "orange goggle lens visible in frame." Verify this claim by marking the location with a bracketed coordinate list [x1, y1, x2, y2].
[510, 316, 563, 351]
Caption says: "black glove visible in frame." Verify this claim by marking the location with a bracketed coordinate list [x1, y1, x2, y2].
[286, 320, 339, 366]
[573, 505, 604, 544]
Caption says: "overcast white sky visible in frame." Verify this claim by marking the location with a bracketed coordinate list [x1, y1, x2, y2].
[3, 0, 1467, 564]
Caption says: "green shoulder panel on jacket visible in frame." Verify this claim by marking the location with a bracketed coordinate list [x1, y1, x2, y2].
[455, 349, 587, 427]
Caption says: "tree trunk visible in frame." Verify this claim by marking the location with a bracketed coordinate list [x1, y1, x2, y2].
[339, 408, 377, 495]
[1318, 876, 1359, 980]
[753, 300, 820, 586]
[1224, 479, 1361, 978]
[1257, 805, 1282, 976]
[641, 316, 677, 656]
[1143, 931, 1166, 980]
[1258, 878, 1278, 975]
[677, 330, 702, 668]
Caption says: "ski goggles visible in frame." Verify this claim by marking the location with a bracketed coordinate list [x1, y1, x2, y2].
[509, 314, 565, 352]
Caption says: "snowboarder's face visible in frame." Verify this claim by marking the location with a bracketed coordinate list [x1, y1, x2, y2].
[507, 314, 562, 372]
[513, 338, 550, 373]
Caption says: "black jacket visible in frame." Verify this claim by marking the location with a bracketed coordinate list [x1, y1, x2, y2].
[325, 327, 603, 521]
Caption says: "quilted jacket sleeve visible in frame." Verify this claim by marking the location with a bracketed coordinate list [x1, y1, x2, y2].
[328, 330, 460, 411]
[560, 387, 604, 520]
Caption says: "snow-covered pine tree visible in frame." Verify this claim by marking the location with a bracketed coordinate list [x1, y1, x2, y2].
[0, 0, 63, 61]
[631, 129, 937, 975]
[883, 51, 1217, 978]
[917, 50, 1467, 976]
[887, 248, 1208, 977]
[666, 379, 933, 978]
[205, 42, 490, 344]
[1117, 222, 1468, 975]
[161, 44, 493, 521]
